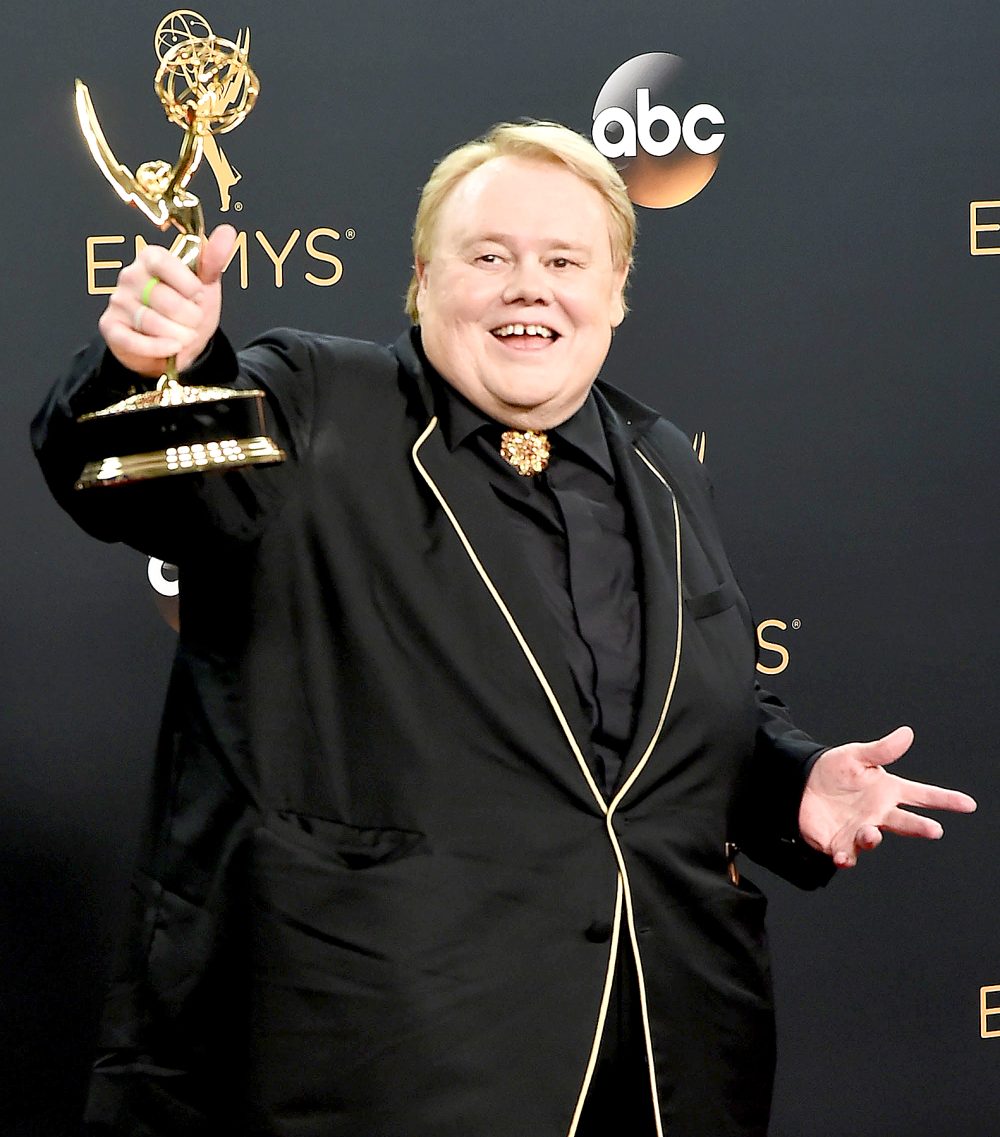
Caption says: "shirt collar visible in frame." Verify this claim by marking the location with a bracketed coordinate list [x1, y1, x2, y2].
[553, 395, 615, 482]
[414, 331, 615, 481]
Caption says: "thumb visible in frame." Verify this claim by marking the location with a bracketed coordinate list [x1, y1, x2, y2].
[198, 224, 238, 285]
[864, 725, 914, 768]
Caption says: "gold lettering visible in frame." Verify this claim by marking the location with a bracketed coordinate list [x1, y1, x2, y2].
[970, 201, 1000, 255]
[227, 229, 250, 290]
[87, 226, 346, 293]
[86, 236, 125, 295]
[305, 227, 344, 286]
[756, 619, 789, 676]
[982, 984, 1000, 1038]
[255, 229, 301, 288]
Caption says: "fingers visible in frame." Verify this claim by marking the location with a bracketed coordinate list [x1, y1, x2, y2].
[877, 775, 977, 833]
[101, 272, 201, 374]
[805, 728, 977, 871]
[831, 798, 968, 868]
[827, 827, 881, 868]
[98, 310, 186, 370]
[894, 778, 978, 814]
[836, 824, 881, 868]
[99, 240, 225, 377]
[822, 730, 976, 814]
[109, 258, 204, 334]
[123, 243, 206, 301]
[198, 224, 237, 285]
[880, 806, 944, 840]
[863, 725, 915, 768]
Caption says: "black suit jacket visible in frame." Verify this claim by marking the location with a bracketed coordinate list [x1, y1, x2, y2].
[33, 327, 833, 1137]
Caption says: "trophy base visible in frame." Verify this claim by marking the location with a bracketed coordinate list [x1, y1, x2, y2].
[73, 382, 287, 490]
[75, 436, 286, 489]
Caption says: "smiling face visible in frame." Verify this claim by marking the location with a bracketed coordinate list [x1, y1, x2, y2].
[415, 156, 629, 430]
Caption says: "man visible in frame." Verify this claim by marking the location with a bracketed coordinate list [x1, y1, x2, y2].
[33, 122, 975, 1137]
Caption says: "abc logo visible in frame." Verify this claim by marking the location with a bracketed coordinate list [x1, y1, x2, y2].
[592, 52, 725, 208]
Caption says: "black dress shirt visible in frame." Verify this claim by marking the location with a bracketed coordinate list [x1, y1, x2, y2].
[429, 363, 642, 797]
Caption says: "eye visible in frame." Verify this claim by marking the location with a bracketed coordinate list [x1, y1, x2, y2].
[476, 253, 503, 265]
[549, 256, 579, 269]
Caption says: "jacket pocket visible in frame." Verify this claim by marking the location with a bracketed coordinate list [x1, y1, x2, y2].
[684, 580, 737, 619]
[268, 810, 428, 870]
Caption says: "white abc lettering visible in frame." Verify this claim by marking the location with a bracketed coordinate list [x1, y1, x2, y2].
[681, 103, 726, 155]
[636, 89, 682, 157]
[592, 105, 637, 158]
[593, 92, 726, 160]
[147, 558, 180, 598]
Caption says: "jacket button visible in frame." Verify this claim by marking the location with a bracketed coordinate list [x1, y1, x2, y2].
[584, 920, 612, 943]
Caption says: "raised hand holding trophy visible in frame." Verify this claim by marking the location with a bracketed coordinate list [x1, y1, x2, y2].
[73, 11, 285, 490]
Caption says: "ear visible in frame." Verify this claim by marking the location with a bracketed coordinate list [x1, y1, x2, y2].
[609, 261, 629, 328]
[414, 258, 429, 318]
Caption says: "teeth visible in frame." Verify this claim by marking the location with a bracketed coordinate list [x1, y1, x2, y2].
[493, 324, 554, 339]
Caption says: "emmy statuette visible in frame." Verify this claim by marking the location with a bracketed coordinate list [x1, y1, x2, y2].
[73, 11, 286, 490]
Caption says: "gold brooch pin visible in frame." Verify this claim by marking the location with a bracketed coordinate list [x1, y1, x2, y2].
[500, 430, 550, 476]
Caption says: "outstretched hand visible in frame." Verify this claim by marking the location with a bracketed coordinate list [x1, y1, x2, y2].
[98, 224, 237, 378]
[798, 726, 977, 868]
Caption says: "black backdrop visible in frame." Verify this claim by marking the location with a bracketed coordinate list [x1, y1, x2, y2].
[3, 2, 997, 1133]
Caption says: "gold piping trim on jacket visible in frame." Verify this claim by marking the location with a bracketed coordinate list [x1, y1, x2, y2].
[411, 417, 607, 815]
[566, 876, 624, 1137]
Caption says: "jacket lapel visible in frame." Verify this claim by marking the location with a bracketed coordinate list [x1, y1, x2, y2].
[408, 402, 605, 810]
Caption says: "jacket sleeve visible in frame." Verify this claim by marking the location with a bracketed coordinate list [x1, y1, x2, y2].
[733, 684, 836, 890]
[30, 329, 317, 564]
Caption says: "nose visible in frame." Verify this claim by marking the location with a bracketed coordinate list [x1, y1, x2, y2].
[501, 258, 552, 306]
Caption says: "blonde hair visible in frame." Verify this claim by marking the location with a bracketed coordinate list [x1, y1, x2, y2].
[405, 120, 636, 322]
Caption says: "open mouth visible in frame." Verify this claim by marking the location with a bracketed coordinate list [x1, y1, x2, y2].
[490, 323, 560, 343]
